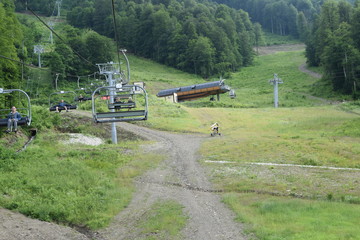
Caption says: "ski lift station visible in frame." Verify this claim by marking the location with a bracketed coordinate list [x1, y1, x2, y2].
[156, 80, 231, 102]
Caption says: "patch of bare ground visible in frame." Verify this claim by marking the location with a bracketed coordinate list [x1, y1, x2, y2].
[208, 162, 360, 201]
[97, 122, 248, 240]
[0, 208, 88, 240]
[255, 43, 305, 55]
[0, 111, 248, 240]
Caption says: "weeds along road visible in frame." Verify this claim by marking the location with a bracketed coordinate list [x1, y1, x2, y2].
[97, 121, 248, 240]
[0, 111, 247, 240]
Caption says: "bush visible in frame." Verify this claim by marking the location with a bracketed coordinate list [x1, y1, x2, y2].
[30, 105, 62, 130]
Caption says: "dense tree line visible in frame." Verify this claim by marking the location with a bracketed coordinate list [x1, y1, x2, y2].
[14, 0, 259, 78]
[65, 0, 257, 78]
[213, 0, 322, 39]
[306, 0, 360, 97]
[42, 25, 115, 85]
[65, 0, 257, 77]
[0, 0, 22, 93]
[2, 1, 116, 91]
[16, 0, 257, 78]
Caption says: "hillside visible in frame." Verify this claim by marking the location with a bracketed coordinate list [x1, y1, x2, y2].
[1, 45, 360, 239]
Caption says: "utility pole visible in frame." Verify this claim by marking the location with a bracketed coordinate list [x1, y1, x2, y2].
[48, 21, 54, 44]
[55, 0, 62, 17]
[77, 76, 81, 88]
[55, 73, 60, 91]
[33, 45, 44, 68]
[97, 62, 121, 144]
[269, 73, 283, 108]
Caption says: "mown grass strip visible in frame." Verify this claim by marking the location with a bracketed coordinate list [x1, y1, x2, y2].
[135, 200, 188, 240]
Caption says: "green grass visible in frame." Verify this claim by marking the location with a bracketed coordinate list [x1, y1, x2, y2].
[262, 31, 302, 46]
[228, 51, 321, 108]
[131, 49, 359, 239]
[174, 50, 330, 109]
[224, 193, 360, 240]
[135, 200, 188, 240]
[0, 112, 162, 229]
[197, 106, 359, 168]
[128, 55, 204, 96]
[2, 41, 360, 239]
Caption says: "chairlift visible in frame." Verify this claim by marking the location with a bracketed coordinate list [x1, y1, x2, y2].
[91, 84, 148, 123]
[0, 88, 32, 127]
[49, 90, 78, 112]
[74, 88, 92, 102]
[108, 92, 136, 110]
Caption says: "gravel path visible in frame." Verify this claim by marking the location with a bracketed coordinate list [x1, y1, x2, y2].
[298, 63, 322, 79]
[0, 118, 247, 240]
[97, 122, 247, 240]
[0, 208, 88, 240]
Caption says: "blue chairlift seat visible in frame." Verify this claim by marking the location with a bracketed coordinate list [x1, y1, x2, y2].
[0, 88, 32, 127]
[108, 102, 136, 110]
[92, 85, 148, 123]
[94, 110, 147, 123]
[49, 91, 78, 112]
[0, 116, 29, 127]
[49, 104, 77, 112]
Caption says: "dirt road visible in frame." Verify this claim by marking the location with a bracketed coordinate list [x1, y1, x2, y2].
[0, 118, 247, 240]
[97, 122, 247, 240]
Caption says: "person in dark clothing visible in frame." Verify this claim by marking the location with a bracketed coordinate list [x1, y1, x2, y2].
[56, 99, 68, 112]
[7, 106, 21, 133]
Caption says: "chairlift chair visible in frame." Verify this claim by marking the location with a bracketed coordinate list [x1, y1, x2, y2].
[92, 84, 148, 123]
[74, 88, 92, 102]
[0, 88, 32, 127]
[49, 90, 78, 112]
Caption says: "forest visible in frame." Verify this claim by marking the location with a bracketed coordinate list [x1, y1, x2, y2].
[13, 0, 257, 79]
[306, 0, 360, 96]
[0, 0, 360, 98]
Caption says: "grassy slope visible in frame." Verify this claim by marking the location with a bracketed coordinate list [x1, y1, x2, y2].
[0, 107, 163, 229]
[1, 41, 360, 238]
[132, 48, 360, 239]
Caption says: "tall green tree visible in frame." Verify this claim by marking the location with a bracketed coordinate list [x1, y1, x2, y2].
[0, 0, 22, 90]
[352, 5, 360, 49]
[253, 22, 264, 54]
[187, 36, 215, 78]
[297, 11, 309, 41]
[322, 23, 360, 93]
[152, 8, 174, 63]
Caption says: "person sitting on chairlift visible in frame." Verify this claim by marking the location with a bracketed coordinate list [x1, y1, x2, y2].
[78, 94, 84, 102]
[56, 99, 68, 112]
[127, 96, 134, 103]
[114, 97, 123, 111]
[6, 106, 21, 133]
[211, 122, 219, 134]
[127, 97, 134, 111]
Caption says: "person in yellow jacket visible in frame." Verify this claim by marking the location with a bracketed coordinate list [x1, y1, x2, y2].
[210, 122, 219, 134]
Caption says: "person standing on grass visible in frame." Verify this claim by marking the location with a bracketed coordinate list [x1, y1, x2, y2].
[7, 106, 21, 133]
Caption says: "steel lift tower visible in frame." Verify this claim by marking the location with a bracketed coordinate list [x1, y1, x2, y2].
[96, 62, 121, 144]
[269, 73, 283, 108]
[33, 45, 44, 68]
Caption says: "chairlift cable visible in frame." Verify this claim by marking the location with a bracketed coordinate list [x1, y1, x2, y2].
[0, 54, 49, 72]
[111, 0, 122, 72]
[0, 54, 101, 83]
[27, 6, 96, 68]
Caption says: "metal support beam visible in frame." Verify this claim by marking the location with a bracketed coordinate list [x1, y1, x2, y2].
[269, 73, 283, 108]
[96, 62, 121, 144]
[34, 45, 44, 68]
